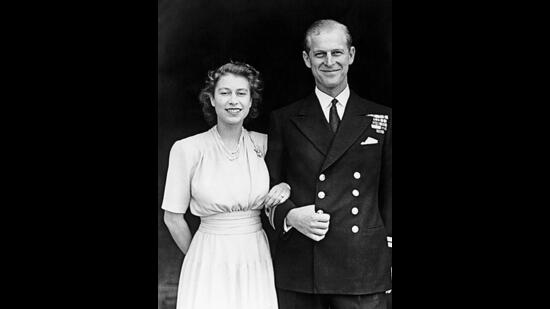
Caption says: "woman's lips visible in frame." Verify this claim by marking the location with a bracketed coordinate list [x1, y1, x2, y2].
[226, 108, 242, 115]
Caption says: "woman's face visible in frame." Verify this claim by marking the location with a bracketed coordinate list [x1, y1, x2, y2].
[210, 73, 252, 126]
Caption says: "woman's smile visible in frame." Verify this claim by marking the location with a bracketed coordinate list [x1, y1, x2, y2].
[225, 107, 243, 115]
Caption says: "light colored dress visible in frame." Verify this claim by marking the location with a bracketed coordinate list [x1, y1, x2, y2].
[161, 125, 278, 309]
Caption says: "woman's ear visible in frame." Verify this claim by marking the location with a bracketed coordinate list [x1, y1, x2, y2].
[209, 94, 215, 107]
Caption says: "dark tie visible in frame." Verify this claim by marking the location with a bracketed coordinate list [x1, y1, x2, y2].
[329, 98, 340, 133]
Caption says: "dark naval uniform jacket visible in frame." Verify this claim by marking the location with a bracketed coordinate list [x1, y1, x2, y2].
[265, 90, 392, 295]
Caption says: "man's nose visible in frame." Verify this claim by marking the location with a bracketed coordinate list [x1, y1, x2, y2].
[326, 53, 335, 66]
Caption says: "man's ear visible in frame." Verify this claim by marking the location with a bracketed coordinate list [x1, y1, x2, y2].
[302, 50, 312, 69]
[349, 46, 356, 65]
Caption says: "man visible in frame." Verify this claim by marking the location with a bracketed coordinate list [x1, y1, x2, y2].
[265, 19, 392, 309]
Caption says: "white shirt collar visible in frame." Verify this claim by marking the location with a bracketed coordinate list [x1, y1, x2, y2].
[315, 85, 350, 121]
[315, 85, 350, 109]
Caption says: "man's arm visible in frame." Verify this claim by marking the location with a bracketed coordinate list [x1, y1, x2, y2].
[378, 112, 392, 283]
[265, 111, 330, 241]
[265, 111, 298, 236]
[379, 111, 392, 243]
[378, 111, 392, 293]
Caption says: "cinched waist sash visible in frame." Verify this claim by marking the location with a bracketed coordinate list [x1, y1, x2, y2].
[198, 210, 262, 235]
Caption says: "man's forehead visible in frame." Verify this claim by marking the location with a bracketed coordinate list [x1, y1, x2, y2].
[310, 29, 347, 43]
[309, 37, 347, 51]
[310, 46, 346, 51]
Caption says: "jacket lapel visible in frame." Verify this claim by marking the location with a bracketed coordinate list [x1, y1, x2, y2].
[321, 91, 372, 172]
[290, 94, 333, 156]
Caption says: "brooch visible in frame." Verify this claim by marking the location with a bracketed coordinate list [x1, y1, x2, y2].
[247, 132, 263, 158]
[253, 147, 263, 158]
[367, 114, 388, 134]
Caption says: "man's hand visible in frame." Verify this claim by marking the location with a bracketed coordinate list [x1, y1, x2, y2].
[286, 205, 330, 241]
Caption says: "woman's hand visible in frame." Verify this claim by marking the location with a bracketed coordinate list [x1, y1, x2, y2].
[262, 182, 291, 209]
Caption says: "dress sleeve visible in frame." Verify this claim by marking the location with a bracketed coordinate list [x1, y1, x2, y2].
[161, 139, 199, 214]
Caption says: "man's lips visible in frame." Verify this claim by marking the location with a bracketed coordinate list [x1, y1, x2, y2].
[320, 69, 341, 73]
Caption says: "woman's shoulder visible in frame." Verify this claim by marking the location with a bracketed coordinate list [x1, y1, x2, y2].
[248, 130, 268, 156]
[248, 131, 267, 143]
[171, 130, 212, 155]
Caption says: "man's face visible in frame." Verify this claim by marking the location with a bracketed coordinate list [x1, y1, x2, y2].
[303, 28, 355, 95]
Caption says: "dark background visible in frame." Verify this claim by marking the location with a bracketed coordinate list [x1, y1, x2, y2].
[5, 1, 536, 308]
[158, 0, 392, 307]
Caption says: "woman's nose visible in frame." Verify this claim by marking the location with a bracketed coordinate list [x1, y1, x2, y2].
[228, 94, 238, 104]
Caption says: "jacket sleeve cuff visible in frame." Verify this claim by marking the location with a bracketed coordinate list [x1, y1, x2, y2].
[283, 218, 293, 232]
[273, 199, 296, 237]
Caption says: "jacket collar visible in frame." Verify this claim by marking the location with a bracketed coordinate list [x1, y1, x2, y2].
[291, 90, 373, 171]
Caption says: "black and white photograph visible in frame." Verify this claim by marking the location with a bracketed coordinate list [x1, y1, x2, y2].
[13, 1, 541, 308]
[158, 1, 392, 308]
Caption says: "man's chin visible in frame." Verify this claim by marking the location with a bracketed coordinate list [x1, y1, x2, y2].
[321, 80, 343, 89]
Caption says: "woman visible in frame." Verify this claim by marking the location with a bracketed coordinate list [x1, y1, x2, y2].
[162, 61, 288, 309]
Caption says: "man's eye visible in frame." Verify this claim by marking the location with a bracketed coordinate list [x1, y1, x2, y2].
[314, 53, 324, 58]
[220, 92, 230, 95]
[237, 92, 247, 96]
[333, 51, 343, 56]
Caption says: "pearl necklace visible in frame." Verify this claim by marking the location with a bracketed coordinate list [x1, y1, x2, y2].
[213, 126, 243, 161]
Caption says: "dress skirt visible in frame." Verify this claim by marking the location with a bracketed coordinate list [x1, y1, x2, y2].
[176, 210, 278, 309]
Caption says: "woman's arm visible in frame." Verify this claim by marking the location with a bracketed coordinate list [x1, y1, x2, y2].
[163, 211, 193, 255]
[262, 182, 291, 208]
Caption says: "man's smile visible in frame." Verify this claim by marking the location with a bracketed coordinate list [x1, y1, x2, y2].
[320, 68, 341, 73]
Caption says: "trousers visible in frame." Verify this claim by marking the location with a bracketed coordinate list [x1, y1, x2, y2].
[276, 288, 389, 309]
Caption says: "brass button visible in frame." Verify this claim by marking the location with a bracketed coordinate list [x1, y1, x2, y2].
[319, 174, 326, 181]
[354, 172, 361, 179]
[351, 207, 359, 215]
[352, 189, 360, 197]
[352, 225, 359, 233]
[318, 191, 326, 199]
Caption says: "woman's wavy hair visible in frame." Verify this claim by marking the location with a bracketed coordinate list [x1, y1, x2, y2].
[198, 61, 264, 126]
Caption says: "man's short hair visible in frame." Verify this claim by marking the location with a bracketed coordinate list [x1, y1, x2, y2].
[303, 19, 353, 53]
